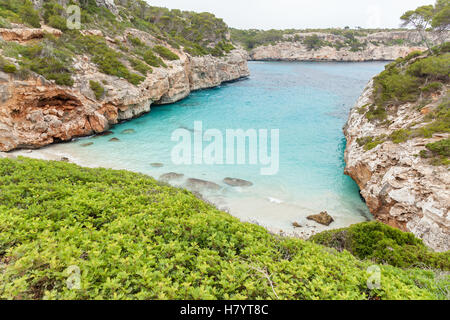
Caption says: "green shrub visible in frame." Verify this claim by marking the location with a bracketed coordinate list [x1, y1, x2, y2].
[373, 67, 421, 106]
[128, 58, 152, 75]
[2, 64, 16, 73]
[390, 129, 412, 144]
[153, 45, 179, 61]
[128, 36, 146, 47]
[89, 80, 105, 100]
[407, 54, 450, 80]
[18, 0, 41, 28]
[12, 42, 74, 86]
[365, 105, 388, 122]
[310, 222, 450, 270]
[48, 15, 68, 32]
[142, 49, 167, 68]
[0, 158, 446, 300]
[421, 81, 443, 94]
[426, 138, 450, 158]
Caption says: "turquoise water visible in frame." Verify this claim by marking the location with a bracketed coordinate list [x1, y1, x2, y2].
[48, 61, 387, 234]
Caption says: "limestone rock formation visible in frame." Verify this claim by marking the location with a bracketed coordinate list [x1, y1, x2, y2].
[249, 31, 449, 62]
[0, 29, 249, 152]
[344, 81, 449, 252]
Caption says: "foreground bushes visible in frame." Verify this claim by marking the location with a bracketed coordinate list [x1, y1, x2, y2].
[0, 158, 448, 300]
[310, 222, 450, 270]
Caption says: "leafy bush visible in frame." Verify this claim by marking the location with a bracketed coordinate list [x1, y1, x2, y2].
[365, 105, 388, 122]
[407, 54, 450, 81]
[390, 129, 412, 144]
[304, 35, 325, 51]
[128, 58, 152, 75]
[2, 63, 16, 73]
[142, 48, 167, 68]
[0, 158, 446, 300]
[17, 0, 40, 28]
[426, 138, 450, 158]
[48, 15, 68, 32]
[373, 66, 421, 106]
[89, 80, 105, 100]
[310, 222, 450, 270]
[421, 81, 443, 94]
[153, 45, 179, 61]
[7, 41, 75, 86]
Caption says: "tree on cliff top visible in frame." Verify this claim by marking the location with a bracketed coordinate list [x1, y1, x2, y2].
[401, 0, 450, 51]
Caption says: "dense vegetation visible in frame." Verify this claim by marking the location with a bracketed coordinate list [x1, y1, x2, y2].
[0, 157, 448, 300]
[310, 222, 450, 270]
[0, 0, 236, 87]
[355, 43, 449, 165]
[230, 28, 421, 51]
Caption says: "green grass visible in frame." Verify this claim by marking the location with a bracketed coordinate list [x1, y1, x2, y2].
[0, 157, 447, 300]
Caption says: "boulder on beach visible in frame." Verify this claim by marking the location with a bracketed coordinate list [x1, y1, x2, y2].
[150, 163, 164, 168]
[186, 178, 221, 192]
[292, 222, 302, 228]
[223, 177, 253, 187]
[307, 211, 334, 226]
[121, 129, 135, 134]
[159, 172, 184, 182]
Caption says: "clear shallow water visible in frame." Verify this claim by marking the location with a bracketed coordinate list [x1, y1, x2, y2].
[47, 61, 387, 235]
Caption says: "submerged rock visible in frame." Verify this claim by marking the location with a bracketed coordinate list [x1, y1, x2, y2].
[223, 177, 253, 187]
[186, 178, 221, 192]
[160, 172, 184, 182]
[307, 211, 334, 226]
[150, 163, 164, 168]
[95, 130, 114, 137]
[109, 137, 120, 142]
[121, 129, 135, 134]
[80, 142, 94, 147]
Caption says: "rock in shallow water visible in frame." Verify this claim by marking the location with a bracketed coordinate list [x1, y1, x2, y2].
[223, 177, 253, 187]
[307, 211, 334, 226]
[159, 172, 184, 182]
[121, 129, 135, 134]
[81, 142, 94, 147]
[109, 137, 120, 142]
[186, 178, 221, 192]
[150, 163, 164, 168]
[94, 130, 114, 137]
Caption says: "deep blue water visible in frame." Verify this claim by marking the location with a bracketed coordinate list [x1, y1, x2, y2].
[50, 61, 387, 233]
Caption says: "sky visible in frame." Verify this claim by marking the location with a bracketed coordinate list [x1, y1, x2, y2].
[146, 0, 435, 30]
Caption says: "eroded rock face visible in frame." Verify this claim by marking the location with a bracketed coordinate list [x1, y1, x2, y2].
[251, 43, 427, 62]
[343, 81, 450, 252]
[0, 36, 249, 152]
[0, 27, 62, 42]
[249, 31, 449, 62]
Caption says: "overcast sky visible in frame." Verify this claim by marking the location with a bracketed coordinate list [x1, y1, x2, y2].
[146, 0, 435, 30]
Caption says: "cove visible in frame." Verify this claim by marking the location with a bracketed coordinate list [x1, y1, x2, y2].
[46, 61, 388, 236]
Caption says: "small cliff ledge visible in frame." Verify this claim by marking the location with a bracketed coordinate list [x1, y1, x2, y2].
[0, 47, 249, 151]
[344, 72, 449, 251]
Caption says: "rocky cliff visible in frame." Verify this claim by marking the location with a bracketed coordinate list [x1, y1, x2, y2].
[249, 31, 448, 62]
[0, 38, 249, 151]
[344, 80, 449, 252]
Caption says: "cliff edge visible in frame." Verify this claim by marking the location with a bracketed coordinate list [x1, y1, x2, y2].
[343, 47, 449, 251]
